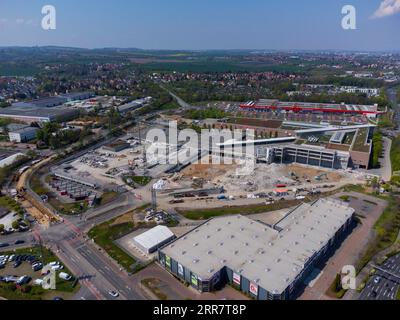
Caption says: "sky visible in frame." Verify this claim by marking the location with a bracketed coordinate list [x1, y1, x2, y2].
[0, 0, 399, 51]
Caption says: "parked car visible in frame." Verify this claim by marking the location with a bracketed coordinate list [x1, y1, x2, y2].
[59, 272, 72, 281]
[14, 240, 25, 245]
[32, 263, 43, 272]
[51, 264, 64, 271]
[108, 290, 119, 298]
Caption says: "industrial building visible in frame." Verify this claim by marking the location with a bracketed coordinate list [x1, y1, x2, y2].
[215, 120, 374, 170]
[8, 126, 39, 143]
[241, 99, 382, 118]
[257, 144, 350, 169]
[52, 167, 98, 189]
[133, 226, 176, 254]
[103, 140, 131, 152]
[0, 105, 79, 123]
[0, 92, 93, 123]
[11, 92, 95, 108]
[117, 97, 152, 114]
[0, 152, 25, 168]
[159, 198, 355, 300]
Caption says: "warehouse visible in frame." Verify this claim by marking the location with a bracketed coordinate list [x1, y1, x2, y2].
[8, 126, 39, 143]
[159, 198, 354, 300]
[0, 106, 79, 123]
[133, 226, 176, 254]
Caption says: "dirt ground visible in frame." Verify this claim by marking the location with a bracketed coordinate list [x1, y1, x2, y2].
[285, 164, 344, 182]
[181, 161, 238, 181]
[179, 162, 345, 193]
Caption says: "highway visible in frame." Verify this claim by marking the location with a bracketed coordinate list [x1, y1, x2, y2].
[359, 254, 400, 300]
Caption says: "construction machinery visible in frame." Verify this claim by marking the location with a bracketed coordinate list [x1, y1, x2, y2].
[315, 173, 328, 181]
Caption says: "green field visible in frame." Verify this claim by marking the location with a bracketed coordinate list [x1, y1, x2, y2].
[178, 199, 303, 220]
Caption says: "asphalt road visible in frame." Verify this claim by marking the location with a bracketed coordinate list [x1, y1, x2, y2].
[0, 192, 147, 300]
[359, 254, 400, 300]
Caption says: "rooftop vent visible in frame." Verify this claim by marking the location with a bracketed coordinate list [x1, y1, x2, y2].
[207, 250, 212, 255]
[208, 269, 214, 273]
[182, 251, 186, 255]
[219, 242, 224, 246]
[265, 268, 271, 272]
[193, 243, 199, 247]
[193, 259, 199, 264]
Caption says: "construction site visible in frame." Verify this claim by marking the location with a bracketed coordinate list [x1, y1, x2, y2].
[16, 156, 61, 226]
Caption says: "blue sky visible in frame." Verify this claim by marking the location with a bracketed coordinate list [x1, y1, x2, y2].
[0, 0, 399, 51]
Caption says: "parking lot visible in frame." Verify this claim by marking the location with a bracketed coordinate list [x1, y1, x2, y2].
[359, 253, 400, 300]
[0, 249, 77, 300]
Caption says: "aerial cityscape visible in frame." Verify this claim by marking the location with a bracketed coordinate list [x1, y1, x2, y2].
[0, 0, 400, 308]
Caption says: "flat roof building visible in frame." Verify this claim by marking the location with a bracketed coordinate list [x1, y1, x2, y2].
[0, 106, 79, 123]
[241, 99, 382, 118]
[159, 198, 354, 300]
[133, 226, 176, 254]
[8, 126, 39, 143]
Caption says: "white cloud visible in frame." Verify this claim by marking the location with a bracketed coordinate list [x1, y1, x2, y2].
[15, 18, 25, 24]
[372, 0, 400, 18]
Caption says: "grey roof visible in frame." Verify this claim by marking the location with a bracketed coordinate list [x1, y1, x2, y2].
[0, 106, 79, 121]
[6, 123, 30, 132]
[117, 99, 144, 113]
[12, 97, 67, 108]
[161, 198, 354, 295]
[61, 92, 95, 101]
[10, 126, 39, 135]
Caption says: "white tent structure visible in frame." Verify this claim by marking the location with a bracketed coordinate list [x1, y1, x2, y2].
[132, 226, 176, 254]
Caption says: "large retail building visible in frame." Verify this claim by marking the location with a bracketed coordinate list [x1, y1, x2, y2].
[159, 198, 354, 300]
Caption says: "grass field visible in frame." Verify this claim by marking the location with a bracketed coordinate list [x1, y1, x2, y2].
[177, 199, 303, 220]
[88, 205, 151, 273]
[356, 195, 400, 272]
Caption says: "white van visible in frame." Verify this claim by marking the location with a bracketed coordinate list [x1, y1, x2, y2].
[59, 272, 72, 281]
